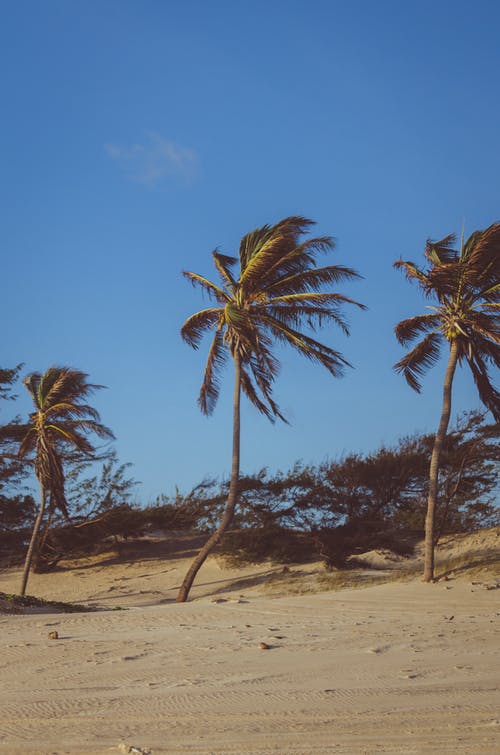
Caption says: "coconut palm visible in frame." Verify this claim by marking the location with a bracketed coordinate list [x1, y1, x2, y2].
[18, 366, 114, 595]
[394, 223, 500, 581]
[177, 216, 365, 601]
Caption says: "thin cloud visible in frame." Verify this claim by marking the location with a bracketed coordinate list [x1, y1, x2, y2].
[105, 132, 199, 187]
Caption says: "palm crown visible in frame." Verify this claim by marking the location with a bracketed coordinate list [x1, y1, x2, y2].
[394, 222, 500, 421]
[182, 216, 365, 420]
[19, 366, 115, 517]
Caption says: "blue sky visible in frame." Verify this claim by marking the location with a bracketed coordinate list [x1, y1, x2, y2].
[2, 0, 499, 501]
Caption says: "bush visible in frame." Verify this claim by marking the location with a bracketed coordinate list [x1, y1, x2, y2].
[218, 526, 314, 566]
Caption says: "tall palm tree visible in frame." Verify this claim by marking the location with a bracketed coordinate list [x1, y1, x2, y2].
[177, 216, 365, 602]
[394, 223, 500, 582]
[18, 366, 114, 595]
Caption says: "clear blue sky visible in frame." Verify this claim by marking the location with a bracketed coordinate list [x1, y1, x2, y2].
[2, 0, 499, 501]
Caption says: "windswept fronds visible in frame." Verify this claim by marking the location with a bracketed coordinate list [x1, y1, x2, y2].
[466, 350, 500, 422]
[182, 271, 229, 304]
[424, 234, 457, 265]
[394, 332, 442, 392]
[198, 330, 227, 415]
[258, 237, 335, 289]
[37, 367, 103, 408]
[463, 223, 500, 292]
[19, 367, 114, 519]
[259, 312, 351, 377]
[394, 224, 500, 413]
[393, 260, 433, 294]
[395, 313, 442, 346]
[212, 251, 237, 288]
[265, 265, 362, 297]
[182, 216, 364, 419]
[181, 308, 222, 349]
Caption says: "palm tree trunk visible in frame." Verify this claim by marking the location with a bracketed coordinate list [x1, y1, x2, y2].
[176, 353, 242, 602]
[20, 480, 46, 596]
[423, 340, 459, 583]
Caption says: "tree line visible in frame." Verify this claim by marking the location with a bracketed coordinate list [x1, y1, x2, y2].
[1, 405, 498, 576]
[1, 216, 499, 600]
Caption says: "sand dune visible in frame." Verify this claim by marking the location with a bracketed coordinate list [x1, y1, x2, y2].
[0, 528, 498, 754]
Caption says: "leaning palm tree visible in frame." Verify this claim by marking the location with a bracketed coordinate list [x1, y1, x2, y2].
[394, 223, 500, 582]
[18, 367, 114, 595]
[177, 216, 365, 602]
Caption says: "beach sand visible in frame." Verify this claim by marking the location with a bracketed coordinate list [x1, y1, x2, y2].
[0, 529, 498, 754]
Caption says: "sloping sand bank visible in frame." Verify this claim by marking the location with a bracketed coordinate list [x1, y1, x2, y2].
[0, 531, 499, 754]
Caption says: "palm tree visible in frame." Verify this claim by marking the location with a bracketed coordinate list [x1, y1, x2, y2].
[394, 223, 500, 582]
[177, 216, 365, 602]
[18, 366, 114, 595]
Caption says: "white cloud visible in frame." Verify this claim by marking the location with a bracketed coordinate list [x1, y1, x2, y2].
[105, 132, 199, 187]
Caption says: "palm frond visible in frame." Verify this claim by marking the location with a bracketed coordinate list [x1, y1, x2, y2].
[198, 330, 228, 415]
[20, 366, 113, 525]
[18, 427, 36, 458]
[22, 373, 42, 409]
[44, 402, 101, 421]
[426, 262, 467, 300]
[264, 303, 350, 335]
[463, 223, 500, 291]
[264, 265, 362, 297]
[465, 351, 500, 422]
[465, 331, 500, 368]
[393, 332, 442, 392]
[395, 223, 500, 420]
[181, 308, 222, 348]
[238, 223, 273, 272]
[260, 313, 350, 377]
[270, 291, 364, 307]
[394, 313, 442, 346]
[212, 250, 237, 288]
[239, 217, 316, 286]
[51, 420, 114, 441]
[39, 367, 101, 408]
[184, 216, 363, 423]
[393, 260, 433, 294]
[239, 366, 274, 420]
[258, 236, 334, 287]
[34, 444, 70, 519]
[239, 361, 286, 422]
[479, 283, 500, 303]
[182, 271, 229, 304]
[465, 311, 500, 345]
[46, 424, 98, 455]
[424, 234, 457, 265]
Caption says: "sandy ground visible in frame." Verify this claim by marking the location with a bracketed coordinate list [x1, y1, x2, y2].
[0, 530, 499, 755]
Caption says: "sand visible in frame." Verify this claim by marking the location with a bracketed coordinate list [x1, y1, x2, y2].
[0, 530, 499, 754]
